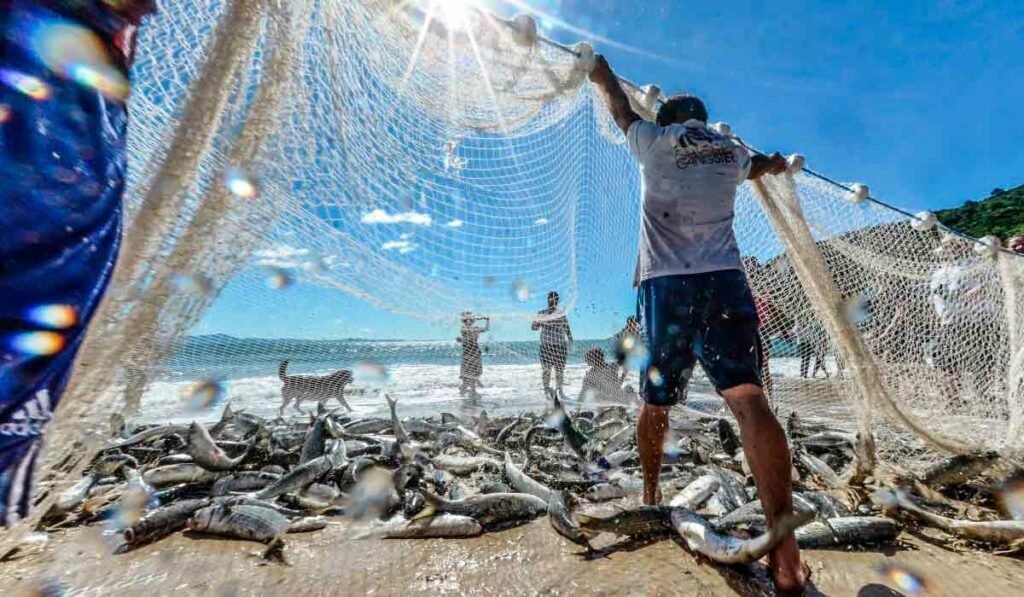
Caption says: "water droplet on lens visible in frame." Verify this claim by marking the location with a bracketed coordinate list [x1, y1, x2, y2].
[998, 475, 1024, 520]
[263, 267, 293, 290]
[354, 361, 389, 386]
[876, 562, 929, 596]
[511, 279, 530, 302]
[347, 467, 395, 521]
[25, 304, 77, 329]
[11, 331, 65, 356]
[171, 273, 213, 296]
[225, 167, 258, 199]
[647, 366, 663, 387]
[0, 68, 51, 100]
[29, 19, 130, 100]
[625, 341, 650, 371]
[20, 576, 65, 597]
[184, 379, 225, 412]
[545, 409, 565, 429]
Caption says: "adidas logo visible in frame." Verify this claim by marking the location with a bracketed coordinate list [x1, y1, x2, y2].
[1, 389, 52, 437]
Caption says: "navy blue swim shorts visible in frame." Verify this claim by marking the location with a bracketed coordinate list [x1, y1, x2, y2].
[637, 270, 763, 406]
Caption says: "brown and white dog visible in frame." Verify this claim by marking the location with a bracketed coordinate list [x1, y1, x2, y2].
[278, 360, 354, 414]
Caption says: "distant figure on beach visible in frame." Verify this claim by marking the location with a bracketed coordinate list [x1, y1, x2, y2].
[928, 264, 1000, 404]
[456, 311, 489, 397]
[577, 347, 631, 413]
[532, 291, 573, 398]
[589, 53, 805, 592]
[612, 315, 641, 367]
[0, 1, 156, 526]
[794, 320, 829, 379]
[752, 293, 782, 398]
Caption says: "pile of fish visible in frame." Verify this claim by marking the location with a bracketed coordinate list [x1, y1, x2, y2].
[34, 390, 1024, 565]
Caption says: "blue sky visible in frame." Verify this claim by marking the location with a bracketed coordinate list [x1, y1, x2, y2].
[190, 0, 1024, 342]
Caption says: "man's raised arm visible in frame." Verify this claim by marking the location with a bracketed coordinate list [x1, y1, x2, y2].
[589, 55, 641, 135]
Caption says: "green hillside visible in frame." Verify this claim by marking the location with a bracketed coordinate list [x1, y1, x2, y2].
[935, 185, 1024, 239]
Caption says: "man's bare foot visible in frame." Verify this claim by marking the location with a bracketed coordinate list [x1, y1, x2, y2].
[769, 540, 807, 594]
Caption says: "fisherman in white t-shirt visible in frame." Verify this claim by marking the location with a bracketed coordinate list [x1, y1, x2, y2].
[589, 54, 805, 593]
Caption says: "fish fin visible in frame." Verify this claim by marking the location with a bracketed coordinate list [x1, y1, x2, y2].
[582, 546, 610, 560]
[220, 402, 234, 422]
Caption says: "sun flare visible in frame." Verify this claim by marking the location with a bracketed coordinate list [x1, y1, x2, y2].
[436, 0, 480, 28]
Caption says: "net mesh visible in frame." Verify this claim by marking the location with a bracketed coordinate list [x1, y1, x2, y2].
[22, 0, 1024, 532]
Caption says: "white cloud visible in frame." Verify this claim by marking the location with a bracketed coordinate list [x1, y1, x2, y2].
[253, 245, 348, 272]
[399, 232, 414, 240]
[254, 245, 310, 270]
[445, 219, 464, 228]
[382, 240, 417, 254]
[361, 209, 432, 226]
[254, 245, 309, 261]
[534, 218, 549, 225]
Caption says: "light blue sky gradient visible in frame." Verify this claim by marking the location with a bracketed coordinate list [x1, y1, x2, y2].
[191, 0, 1023, 342]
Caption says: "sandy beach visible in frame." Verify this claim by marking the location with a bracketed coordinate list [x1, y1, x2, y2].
[3, 360, 1015, 596]
[3, 514, 1023, 596]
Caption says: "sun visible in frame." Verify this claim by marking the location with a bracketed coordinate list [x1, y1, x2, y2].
[435, 0, 481, 28]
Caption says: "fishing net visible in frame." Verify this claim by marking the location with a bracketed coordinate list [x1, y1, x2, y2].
[19, 0, 1024, 535]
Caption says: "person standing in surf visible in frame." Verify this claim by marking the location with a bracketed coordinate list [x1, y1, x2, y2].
[456, 312, 489, 397]
[531, 291, 573, 398]
[589, 55, 806, 592]
[0, 1, 157, 526]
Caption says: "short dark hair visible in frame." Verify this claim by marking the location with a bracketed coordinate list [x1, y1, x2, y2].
[656, 94, 708, 126]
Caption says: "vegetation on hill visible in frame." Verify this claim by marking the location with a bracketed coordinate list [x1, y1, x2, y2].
[935, 185, 1024, 240]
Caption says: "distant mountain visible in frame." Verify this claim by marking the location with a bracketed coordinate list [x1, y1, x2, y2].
[935, 184, 1024, 240]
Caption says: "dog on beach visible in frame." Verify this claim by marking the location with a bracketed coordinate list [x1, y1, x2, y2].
[278, 360, 354, 414]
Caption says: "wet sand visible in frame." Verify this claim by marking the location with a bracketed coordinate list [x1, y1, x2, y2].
[3, 518, 1022, 596]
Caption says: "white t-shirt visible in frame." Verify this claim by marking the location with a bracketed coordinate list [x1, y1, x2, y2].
[627, 119, 751, 282]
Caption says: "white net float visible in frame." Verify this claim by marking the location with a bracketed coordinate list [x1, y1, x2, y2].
[849, 183, 870, 203]
[910, 211, 937, 231]
[711, 121, 732, 137]
[642, 84, 661, 111]
[974, 235, 1002, 257]
[573, 42, 595, 73]
[510, 14, 538, 47]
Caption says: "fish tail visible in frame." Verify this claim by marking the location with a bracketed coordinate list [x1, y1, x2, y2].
[262, 536, 288, 564]
[410, 491, 443, 522]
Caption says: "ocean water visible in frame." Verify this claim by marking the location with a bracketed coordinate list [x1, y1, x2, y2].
[140, 335, 820, 424]
[163, 335, 623, 382]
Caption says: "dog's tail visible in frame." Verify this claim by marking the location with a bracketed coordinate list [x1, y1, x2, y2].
[278, 360, 290, 381]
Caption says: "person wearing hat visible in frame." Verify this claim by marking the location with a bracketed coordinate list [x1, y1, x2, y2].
[531, 291, 573, 398]
[456, 311, 489, 397]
